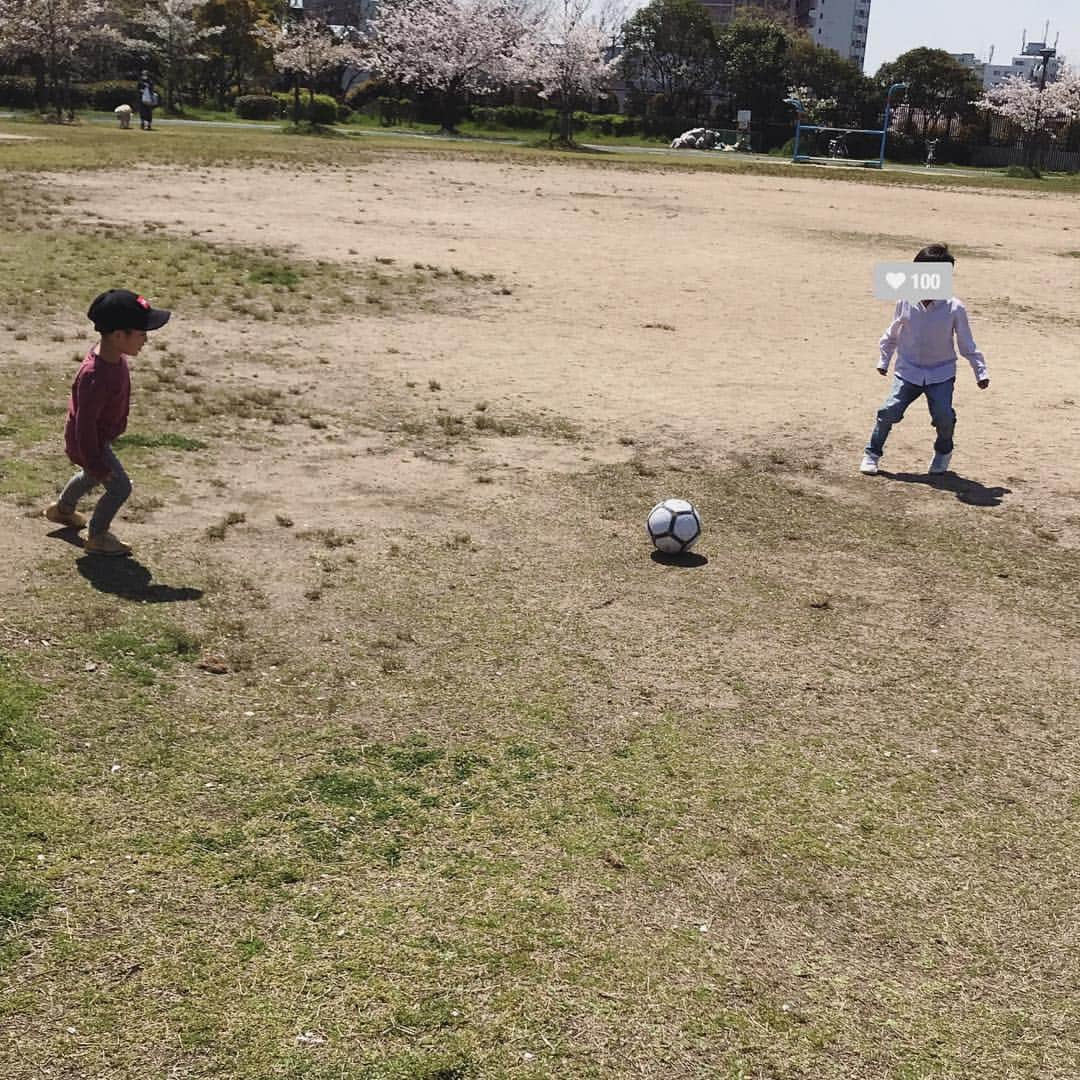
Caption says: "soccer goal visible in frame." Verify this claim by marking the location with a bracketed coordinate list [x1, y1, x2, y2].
[782, 83, 907, 170]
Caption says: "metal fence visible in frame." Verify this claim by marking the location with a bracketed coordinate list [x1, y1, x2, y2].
[971, 144, 1080, 171]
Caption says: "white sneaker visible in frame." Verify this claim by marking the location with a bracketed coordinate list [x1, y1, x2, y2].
[928, 452, 952, 475]
[859, 453, 880, 475]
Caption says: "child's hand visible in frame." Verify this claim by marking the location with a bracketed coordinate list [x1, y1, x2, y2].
[977, 379, 990, 390]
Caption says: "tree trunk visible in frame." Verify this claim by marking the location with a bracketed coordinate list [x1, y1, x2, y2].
[293, 75, 301, 123]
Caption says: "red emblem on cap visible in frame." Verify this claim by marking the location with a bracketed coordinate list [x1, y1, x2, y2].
[136, 295, 150, 309]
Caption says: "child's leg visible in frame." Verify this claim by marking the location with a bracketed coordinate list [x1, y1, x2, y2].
[865, 375, 923, 458]
[87, 446, 132, 538]
[57, 468, 98, 512]
[924, 378, 957, 454]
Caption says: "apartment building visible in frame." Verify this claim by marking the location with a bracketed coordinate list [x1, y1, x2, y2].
[800, 1, 873, 71]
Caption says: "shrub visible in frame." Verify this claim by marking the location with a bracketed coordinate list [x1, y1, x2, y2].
[375, 96, 413, 125]
[274, 91, 338, 125]
[235, 94, 279, 120]
[344, 78, 384, 111]
[84, 81, 139, 110]
[471, 105, 550, 130]
[1006, 164, 1042, 179]
[580, 113, 639, 137]
[0, 76, 38, 109]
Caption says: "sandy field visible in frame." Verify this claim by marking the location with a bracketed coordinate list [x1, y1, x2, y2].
[37, 156, 1080, 544]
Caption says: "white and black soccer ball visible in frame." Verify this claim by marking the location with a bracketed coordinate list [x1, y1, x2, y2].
[646, 499, 702, 555]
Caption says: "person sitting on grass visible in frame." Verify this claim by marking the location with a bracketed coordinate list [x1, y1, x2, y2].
[860, 243, 989, 477]
[44, 289, 171, 557]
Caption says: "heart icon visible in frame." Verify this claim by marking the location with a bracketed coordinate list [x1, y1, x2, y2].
[886, 271, 907, 290]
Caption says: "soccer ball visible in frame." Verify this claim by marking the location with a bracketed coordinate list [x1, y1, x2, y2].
[646, 499, 702, 554]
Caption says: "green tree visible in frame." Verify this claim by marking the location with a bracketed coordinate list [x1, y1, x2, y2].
[715, 11, 793, 123]
[874, 47, 981, 135]
[619, 0, 719, 118]
[198, 0, 276, 104]
[785, 33, 879, 126]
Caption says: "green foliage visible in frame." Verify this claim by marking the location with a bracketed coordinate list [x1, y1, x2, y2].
[83, 81, 139, 110]
[620, 0, 720, 117]
[234, 94, 279, 120]
[785, 36, 880, 126]
[875, 48, 982, 128]
[1006, 164, 1043, 179]
[0, 76, 38, 109]
[95, 622, 199, 685]
[717, 12, 793, 122]
[113, 433, 207, 451]
[273, 91, 338, 125]
[0, 878, 46, 926]
[375, 96, 414, 126]
[0, 658, 45, 759]
[472, 105, 550, 130]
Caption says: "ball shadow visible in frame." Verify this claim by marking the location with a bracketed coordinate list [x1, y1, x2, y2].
[878, 470, 1011, 508]
[650, 550, 709, 568]
[76, 555, 203, 602]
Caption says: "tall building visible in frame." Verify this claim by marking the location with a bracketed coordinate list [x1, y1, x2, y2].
[951, 37, 1066, 90]
[800, 1, 873, 71]
[700, 1, 872, 73]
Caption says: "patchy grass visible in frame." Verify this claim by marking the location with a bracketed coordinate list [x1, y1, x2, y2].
[0, 220, 476, 326]
[2, 446, 1078, 1077]
[114, 432, 207, 452]
[2, 119, 1080, 195]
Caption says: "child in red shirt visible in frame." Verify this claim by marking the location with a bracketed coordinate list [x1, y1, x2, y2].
[45, 290, 170, 556]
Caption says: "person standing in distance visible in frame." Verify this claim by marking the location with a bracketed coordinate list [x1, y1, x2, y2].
[138, 71, 159, 130]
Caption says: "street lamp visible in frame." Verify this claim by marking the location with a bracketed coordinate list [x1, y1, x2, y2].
[286, 0, 305, 124]
[1030, 46, 1057, 169]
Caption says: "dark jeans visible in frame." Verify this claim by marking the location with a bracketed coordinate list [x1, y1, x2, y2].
[139, 103, 154, 128]
[58, 444, 131, 537]
[866, 375, 956, 458]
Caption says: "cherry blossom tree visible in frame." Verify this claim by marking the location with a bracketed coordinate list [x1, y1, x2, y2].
[531, 0, 617, 143]
[975, 73, 1076, 168]
[0, 0, 120, 118]
[365, 0, 541, 133]
[1050, 68, 1080, 123]
[136, 0, 224, 112]
[258, 17, 361, 123]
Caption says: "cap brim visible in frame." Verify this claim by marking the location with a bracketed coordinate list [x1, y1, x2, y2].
[144, 308, 171, 331]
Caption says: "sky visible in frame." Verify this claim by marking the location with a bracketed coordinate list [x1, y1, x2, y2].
[863, 0, 1079, 75]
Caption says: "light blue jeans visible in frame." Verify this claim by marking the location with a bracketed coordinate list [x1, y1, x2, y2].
[866, 375, 956, 459]
[58, 443, 131, 537]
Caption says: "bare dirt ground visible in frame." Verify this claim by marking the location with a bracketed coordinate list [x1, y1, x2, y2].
[38, 156, 1080, 546]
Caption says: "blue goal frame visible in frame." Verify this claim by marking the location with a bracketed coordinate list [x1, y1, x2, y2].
[782, 83, 907, 170]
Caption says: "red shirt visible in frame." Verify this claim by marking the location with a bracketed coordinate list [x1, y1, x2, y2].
[64, 348, 130, 479]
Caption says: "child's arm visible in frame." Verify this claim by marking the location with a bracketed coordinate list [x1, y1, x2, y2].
[877, 301, 904, 375]
[73, 374, 110, 480]
[953, 301, 989, 387]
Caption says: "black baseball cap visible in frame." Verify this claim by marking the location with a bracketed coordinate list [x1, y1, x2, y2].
[88, 289, 171, 333]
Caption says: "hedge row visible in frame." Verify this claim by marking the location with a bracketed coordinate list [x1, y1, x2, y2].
[235, 92, 342, 124]
[470, 106, 644, 136]
[0, 77, 138, 110]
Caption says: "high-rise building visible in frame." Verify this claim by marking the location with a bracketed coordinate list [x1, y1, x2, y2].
[799, 1, 873, 71]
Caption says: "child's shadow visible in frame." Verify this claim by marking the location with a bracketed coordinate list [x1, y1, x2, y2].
[878, 470, 1011, 508]
[74, 554, 203, 602]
